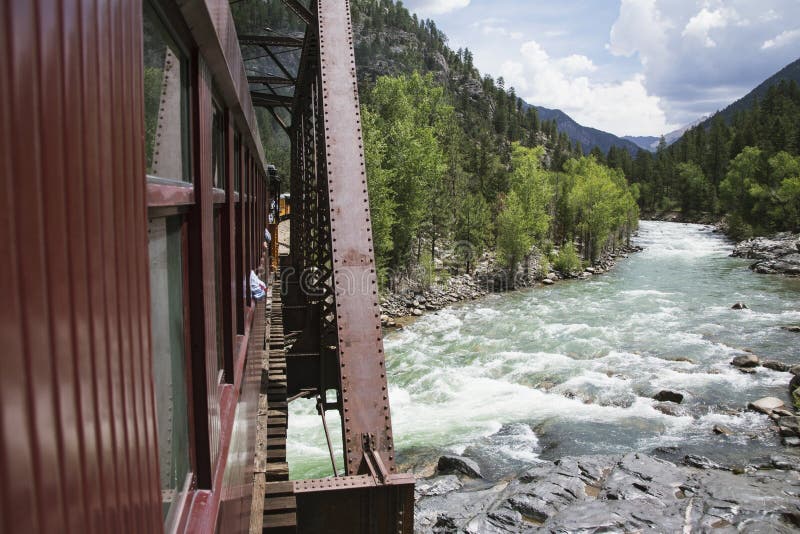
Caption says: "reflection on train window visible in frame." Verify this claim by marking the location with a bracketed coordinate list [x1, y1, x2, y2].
[212, 99, 226, 190]
[143, 1, 190, 181]
[148, 216, 192, 524]
[214, 209, 226, 379]
[234, 132, 241, 193]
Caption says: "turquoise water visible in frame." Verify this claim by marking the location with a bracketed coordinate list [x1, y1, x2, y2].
[288, 221, 800, 480]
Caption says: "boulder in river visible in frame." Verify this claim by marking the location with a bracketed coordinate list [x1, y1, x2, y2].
[731, 301, 748, 310]
[683, 454, 724, 470]
[731, 354, 759, 368]
[778, 416, 800, 437]
[653, 390, 684, 403]
[731, 232, 800, 275]
[437, 454, 482, 478]
[747, 396, 785, 414]
[653, 402, 687, 416]
[713, 424, 733, 436]
[541, 278, 554, 285]
[762, 360, 790, 372]
[416, 452, 800, 533]
[781, 325, 800, 333]
[789, 364, 800, 377]
[791, 374, 800, 394]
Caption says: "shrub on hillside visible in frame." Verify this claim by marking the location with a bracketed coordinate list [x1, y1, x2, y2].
[553, 241, 582, 274]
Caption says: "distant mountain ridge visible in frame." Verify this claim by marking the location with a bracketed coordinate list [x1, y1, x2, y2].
[533, 105, 643, 156]
[700, 57, 800, 128]
[623, 115, 709, 152]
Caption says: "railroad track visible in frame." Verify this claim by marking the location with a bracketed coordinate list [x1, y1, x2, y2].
[252, 278, 297, 533]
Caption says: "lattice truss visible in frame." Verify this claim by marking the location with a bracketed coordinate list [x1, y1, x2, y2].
[239, 0, 412, 485]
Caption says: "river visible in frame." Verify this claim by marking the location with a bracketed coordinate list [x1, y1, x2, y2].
[287, 221, 800, 480]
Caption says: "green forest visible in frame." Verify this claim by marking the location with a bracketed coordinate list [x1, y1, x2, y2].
[616, 81, 800, 239]
[360, 73, 639, 282]
[234, 0, 800, 285]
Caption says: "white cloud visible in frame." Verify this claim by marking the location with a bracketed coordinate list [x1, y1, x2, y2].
[472, 19, 523, 40]
[404, 0, 469, 16]
[544, 29, 567, 38]
[681, 7, 748, 48]
[607, 0, 800, 126]
[761, 28, 800, 49]
[502, 39, 675, 136]
[608, 0, 670, 63]
[682, 8, 729, 47]
[558, 54, 597, 74]
[760, 9, 779, 23]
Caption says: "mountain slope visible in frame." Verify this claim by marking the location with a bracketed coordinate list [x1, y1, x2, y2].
[624, 115, 708, 152]
[534, 106, 642, 156]
[623, 135, 659, 151]
[702, 57, 800, 127]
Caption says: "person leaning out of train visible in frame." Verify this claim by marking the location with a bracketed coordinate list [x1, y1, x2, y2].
[250, 270, 267, 301]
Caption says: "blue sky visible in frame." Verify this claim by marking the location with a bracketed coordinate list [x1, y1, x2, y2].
[402, 0, 800, 137]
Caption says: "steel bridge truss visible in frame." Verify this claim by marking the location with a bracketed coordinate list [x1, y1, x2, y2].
[244, 1, 414, 532]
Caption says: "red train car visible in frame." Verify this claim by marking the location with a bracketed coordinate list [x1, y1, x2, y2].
[1, 0, 271, 532]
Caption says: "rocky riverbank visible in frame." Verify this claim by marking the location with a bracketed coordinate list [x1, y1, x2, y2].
[409, 354, 800, 532]
[379, 244, 642, 324]
[415, 450, 800, 532]
[731, 232, 800, 275]
[641, 211, 721, 225]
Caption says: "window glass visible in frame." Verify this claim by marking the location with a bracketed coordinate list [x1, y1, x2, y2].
[214, 210, 225, 378]
[148, 216, 191, 522]
[212, 102, 226, 189]
[143, 2, 190, 181]
[234, 133, 241, 194]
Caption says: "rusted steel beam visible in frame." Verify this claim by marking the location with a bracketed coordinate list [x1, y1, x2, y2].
[263, 46, 297, 83]
[280, 0, 314, 25]
[251, 93, 294, 107]
[238, 34, 304, 47]
[248, 75, 295, 86]
[315, 0, 399, 479]
[266, 107, 290, 135]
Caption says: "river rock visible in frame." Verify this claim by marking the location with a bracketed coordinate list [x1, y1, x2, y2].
[762, 360, 790, 372]
[653, 390, 684, 403]
[437, 454, 482, 478]
[790, 365, 800, 377]
[732, 232, 800, 275]
[731, 301, 748, 310]
[791, 375, 800, 394]
[782, 325, 800, 333]
[415, 474, 463, 498]
[747, 396, 785, 414]
[653, 402, 689, 417]
[713, 424, 733, 436]
[778, 415, 800, 435]
[411, 308, 423, 316]
[684, 454, 724, 470]
[541, 278, 554, 285]
[731, 354, 760, 368]
[416, 452, 800, 533]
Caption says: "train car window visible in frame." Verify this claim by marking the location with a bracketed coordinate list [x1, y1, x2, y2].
[143, 1, 190, 182]
[147, 216, 192, 525]
[212, 100, 226, 190]
[234, 132, 241, 194]
[214, 209, 226, 380]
